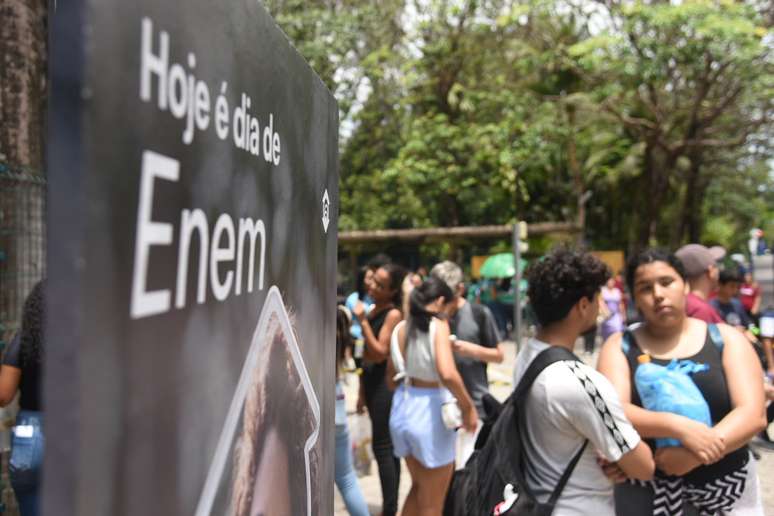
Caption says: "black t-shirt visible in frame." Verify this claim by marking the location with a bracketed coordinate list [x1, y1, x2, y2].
[449, 302, 500, 416]
[2, 332, 41, 411]
[709, 298, 751, 328]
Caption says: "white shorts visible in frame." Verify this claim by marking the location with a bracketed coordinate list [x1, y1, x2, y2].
[389, 385, 456, 468]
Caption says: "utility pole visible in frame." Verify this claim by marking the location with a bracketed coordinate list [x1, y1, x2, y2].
[512, 221, 527, 350]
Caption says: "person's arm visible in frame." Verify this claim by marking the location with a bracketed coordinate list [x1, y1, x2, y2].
[0, 365, 21, 407]
[752, 286, 761, 315]
[434, 319, 478, 432]
[357, 306, 402, 362]
[764, 337, 774, 376]
[565, 364, 654, 481]
[595, 439, 657, 483]
[453, 305, 504, 363]
[452, 339, 504, 363]
[597, 334, 725, 465]
[712, 324, 767, 450]
[385, 322, 406, 391]
[0, 333, 22, 407]
[615, 441, 654, 481]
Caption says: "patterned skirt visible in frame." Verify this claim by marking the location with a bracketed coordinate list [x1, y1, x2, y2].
[628, 452, 763, 516]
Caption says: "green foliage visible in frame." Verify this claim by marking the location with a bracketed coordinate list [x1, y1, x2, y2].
[269, 0, 773, 256]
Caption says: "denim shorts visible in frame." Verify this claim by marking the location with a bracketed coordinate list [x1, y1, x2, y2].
[389, 385, 456, 468]
[10, 410, 44, 492]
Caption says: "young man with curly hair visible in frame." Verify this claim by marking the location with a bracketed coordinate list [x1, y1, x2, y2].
[511, 248, 654, 515]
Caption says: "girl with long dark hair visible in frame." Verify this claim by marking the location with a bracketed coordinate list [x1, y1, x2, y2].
[352, 263, 407, 516]
[389, 278, 477, 515]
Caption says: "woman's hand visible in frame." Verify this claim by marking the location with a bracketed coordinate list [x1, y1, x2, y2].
[353, 301, 366, 322]
[462, 404, 479, 433]
[676, 418, 725, 464]
[655, 447, 701, 476]
[451, 338, 476, 358]
[356, 390, 366, 414]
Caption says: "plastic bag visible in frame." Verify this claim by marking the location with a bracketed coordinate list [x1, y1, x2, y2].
[454, 420, 482, 470]
[351, 413, 373, 477]
[634, 357, 711, 448]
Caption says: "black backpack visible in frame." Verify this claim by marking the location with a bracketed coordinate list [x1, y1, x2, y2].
[443, 346, 588, 516]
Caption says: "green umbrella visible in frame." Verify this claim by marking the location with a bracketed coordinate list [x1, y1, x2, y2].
[479, 253, 527, 279]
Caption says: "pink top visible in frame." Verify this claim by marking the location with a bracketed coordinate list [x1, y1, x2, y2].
[738, 283, 760, 312]
[686, 292, 723, 323]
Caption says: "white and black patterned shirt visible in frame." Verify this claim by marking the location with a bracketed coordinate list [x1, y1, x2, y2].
[512, 338, 641, 516]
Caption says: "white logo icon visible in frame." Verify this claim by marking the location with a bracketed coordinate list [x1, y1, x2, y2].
[321, 189, 330, 233]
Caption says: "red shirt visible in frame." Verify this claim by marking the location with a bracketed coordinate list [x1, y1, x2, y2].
[685, 292, 723, 323]
[738, 283, 760, 313]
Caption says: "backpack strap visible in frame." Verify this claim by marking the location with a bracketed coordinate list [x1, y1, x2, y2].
[621, 330, 633, 355]
[548, 440, 588, 506]
[514, 346, 589, 507]
[707, 323, 724, 354]
[513, 346, 577, 401]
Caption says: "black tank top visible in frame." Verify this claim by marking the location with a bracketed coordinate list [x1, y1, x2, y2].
[362, 307, 393, 385]
[623, 326, 748, 485]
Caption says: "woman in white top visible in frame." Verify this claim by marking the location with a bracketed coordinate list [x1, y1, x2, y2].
[389, 278, 477, 516]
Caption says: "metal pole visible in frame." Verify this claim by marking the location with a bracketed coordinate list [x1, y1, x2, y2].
[512, 222, 522, 351]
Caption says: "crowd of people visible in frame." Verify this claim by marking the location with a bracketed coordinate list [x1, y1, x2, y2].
[336, 256, 504, 515]
[335, 243, 772, 516]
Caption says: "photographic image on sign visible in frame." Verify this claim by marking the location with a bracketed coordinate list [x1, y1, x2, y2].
[196, 287, 320, 516]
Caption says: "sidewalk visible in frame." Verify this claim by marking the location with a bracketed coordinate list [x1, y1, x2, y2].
[334, 340, 774, 514]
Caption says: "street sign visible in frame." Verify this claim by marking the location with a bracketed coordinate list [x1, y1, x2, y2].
[47, 2, 338, 515]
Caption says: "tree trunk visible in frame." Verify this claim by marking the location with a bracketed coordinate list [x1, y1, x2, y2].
[674, 153, 703, 247]
[565, 102, 585, 245]
[0, 0, 48, 354]
[0, 0, 47, 169]
[687, 175, 711, 243]
[637, 142, 675, 249]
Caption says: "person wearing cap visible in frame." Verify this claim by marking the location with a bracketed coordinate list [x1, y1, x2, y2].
[675, 244, 725, 324]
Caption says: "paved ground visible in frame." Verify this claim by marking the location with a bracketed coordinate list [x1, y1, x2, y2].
[334, 341, 774, 515]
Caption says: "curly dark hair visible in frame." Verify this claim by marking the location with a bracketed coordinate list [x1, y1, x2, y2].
[526, 248, 610, 327]
[232, 314, 319, 515]
[380, 263, 408, 309]
[625, 249, 686, 293]
[20, 280, 45, 367]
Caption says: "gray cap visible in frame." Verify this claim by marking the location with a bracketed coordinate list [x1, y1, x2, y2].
[675, 244, 726, 278]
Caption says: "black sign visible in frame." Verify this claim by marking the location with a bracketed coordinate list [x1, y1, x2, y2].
[47, 2, 338, 514]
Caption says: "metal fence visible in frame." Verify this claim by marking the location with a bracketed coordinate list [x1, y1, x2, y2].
[0, 166, 46, 347]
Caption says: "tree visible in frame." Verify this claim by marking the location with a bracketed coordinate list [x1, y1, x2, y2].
[571, 1, 773, 248]
[271, 0, 773, 255]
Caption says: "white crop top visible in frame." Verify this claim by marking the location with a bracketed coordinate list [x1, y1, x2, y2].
[390, 319, 441, 383]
